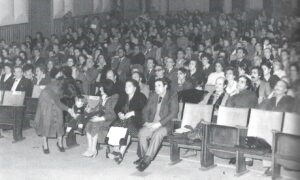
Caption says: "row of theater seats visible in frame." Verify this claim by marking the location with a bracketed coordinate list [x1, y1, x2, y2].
[0, 88, 299, 179]
[170, 103, 300, 179]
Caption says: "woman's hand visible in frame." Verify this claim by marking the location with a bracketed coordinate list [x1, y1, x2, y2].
[118, 112, 125, 120]
[67, 108, 77, 118]
[124, 111, 135, 119]
[90, 116, 105, 122]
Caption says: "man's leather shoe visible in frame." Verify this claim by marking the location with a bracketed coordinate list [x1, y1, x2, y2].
[136, 161, 151, 172]
[264, 167, 272, 176]
[229, 158, 236, 164]
[133, 158, 143, 165]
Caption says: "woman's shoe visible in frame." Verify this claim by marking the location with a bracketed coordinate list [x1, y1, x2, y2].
[42, 145, 50, 154]
[82, 150, 92, 157]
[56, 142, 65, 152]
[82, 150, 98, 158]
[90, 151, 98, 158]
[112, 152, 123, 164]
[105, 147, 111, 159]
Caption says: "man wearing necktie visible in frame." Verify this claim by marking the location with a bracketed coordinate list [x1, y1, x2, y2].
[136, 78, 179, 171]
[111, 48, 130, 82]
[9, 66, 33, 97]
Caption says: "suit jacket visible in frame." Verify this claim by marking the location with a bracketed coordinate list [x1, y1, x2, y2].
[144, 69, 155, 85]
[256, 80, 272, 103]
[142, 91, 179, 132]
[258, 95, 295, 112]
[201, 91, 229, 106]
[10, 77, 33, 97]
[34, 76, 51, 86]
[111, 57, 131, 82]
[165, 68, 178, 91]
[34, 57, 46, 66]
[226, 89, 258, 108]
[0, 74, 14, 90]
[144, 48, 157, 60]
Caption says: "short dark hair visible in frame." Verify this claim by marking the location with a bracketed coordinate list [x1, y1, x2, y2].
[239, 75, 253, 91]
[177, 67, 188, 74]
[49, 67, 60, 79]
[100, 79, 115, 96]
[251, 66, 264, 79]
[23, 64, 34, 72]
[237, 47, 248, 55]
[125, 79, 140, 92]
[155, 77, 170, 90]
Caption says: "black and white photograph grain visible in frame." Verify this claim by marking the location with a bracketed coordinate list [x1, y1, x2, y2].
[0, 0, 299, 180]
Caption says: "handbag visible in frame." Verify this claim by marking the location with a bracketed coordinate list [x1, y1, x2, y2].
[105, 126, 129, 146]
[239, 136, 272, 154]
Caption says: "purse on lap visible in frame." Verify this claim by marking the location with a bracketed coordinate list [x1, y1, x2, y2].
[105, 126, 129, 146]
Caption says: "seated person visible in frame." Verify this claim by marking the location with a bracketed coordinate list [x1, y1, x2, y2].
[83, 79, 119, 158]
[251, 66, 272, 104]
[65, 95, 104, 135]
[292, 79, 300, 114]
[9, 66, 33, 97]
[206, 61, 225, 86]
[178, 79, 208, 103]
[258, 80, 295, 112]
[257, 80, 295, 176]
[136, 78, 179, 172]
[226, 75, 258, 108]
[131, 72, 150, 98]
[201, 77, 229, 123]
[172, 67, 193, 93]
[107, 79, 147, 164]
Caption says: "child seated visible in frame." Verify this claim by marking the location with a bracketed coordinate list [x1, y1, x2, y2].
[65, 95, 87, 135]
[65, 95, 106, 136]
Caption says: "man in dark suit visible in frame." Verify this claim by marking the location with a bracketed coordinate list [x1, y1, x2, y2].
[33, 48, 46, 66]
[144, 58, 156, 85]
[111, 48, 131, 83]
[0, 63, 14, 90]
[136, 78, 179, 172]
[230, 47, 252, 71]
[165, 57, 178, 93]
[9, 66, 33, 97]
[251, 66, 272, 104]
[144, 40, 157, 60]
[258, 80, 295, 112]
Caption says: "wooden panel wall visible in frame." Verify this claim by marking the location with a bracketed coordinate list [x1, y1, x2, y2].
[0, 23, 31, 42]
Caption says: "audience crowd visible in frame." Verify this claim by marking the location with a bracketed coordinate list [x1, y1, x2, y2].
[0, 10, 299, 173]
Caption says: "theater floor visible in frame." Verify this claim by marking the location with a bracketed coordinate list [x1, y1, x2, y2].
[0, 128, 298, 180]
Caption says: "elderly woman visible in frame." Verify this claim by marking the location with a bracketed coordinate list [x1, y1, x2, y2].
[34, 68, 75, 154]
[83, 79, 119, 157]
[108, 79, 147, 164]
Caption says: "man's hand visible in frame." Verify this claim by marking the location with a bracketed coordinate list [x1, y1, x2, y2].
[67, 108, 76, 118]
[150, 122, 161, 129]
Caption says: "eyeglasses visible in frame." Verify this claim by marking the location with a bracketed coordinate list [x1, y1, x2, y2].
[155, 69, 163, 72]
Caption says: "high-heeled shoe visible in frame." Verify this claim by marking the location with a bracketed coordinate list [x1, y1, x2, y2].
[82, 150, 98, 158]
[56, 142, 65, 152]
[105, 147, 111, 159]
[113, 152, 123, 165]
[42, 145, 50, 154]
[89, 151, 98, 158]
